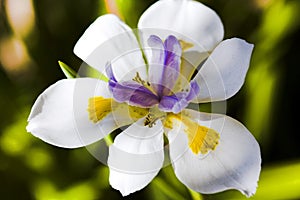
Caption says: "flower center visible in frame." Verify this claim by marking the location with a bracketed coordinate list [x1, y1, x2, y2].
[105, 35, 200, 114]
[144, 106, 166, 128]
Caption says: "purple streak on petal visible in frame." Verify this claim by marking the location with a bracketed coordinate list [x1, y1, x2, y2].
[148, 35, 165, 65]
[107, 79, 116, 93]
[158, 94, 188, 114]
[158, 95, 178, 112]
[158, 81, 200, 113]
[105, 62, 117, 82]
[164, 35, 182, 68]
[160, 35, 182, 96]
[110, 80, 159, 108]
[148, 35, 165, 96]
[148, 35, 182, 97]
[185, 80, 200, 101]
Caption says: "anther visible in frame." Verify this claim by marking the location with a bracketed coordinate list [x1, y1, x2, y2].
[143, 107, 166, 128]
[132, 72, 145, 85]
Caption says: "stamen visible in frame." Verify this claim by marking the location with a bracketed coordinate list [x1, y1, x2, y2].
[144, 106, 166, 128]
[144, 113, 156, 127]
[132, 72, 147, 86]
[132, 72, 156, 95]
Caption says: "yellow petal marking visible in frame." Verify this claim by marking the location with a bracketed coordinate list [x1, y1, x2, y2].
[179, 40, 194, 51]
[128, 105, 149, 121]
[88, 97, 115, 123]
[88, 96, 149, 123]
[164, 113, 220, 155]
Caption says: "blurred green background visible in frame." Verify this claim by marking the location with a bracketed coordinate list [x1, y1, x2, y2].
[1, 0, 300, 199]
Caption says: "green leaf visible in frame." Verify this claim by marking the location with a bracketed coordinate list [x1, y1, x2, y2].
[81, 64, 109, 82]
[188, 189, 203, 200]
[58, 61, 77, 79]
[103, 135, 113, 146]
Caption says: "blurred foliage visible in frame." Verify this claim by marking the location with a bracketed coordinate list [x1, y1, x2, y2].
[1, 0, 300, 199]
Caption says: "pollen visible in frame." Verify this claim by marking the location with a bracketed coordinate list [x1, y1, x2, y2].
[88, 97, 115, 123]
[165, 113, 219, 155]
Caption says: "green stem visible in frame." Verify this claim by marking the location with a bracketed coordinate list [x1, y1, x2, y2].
[103, 134, 113, 146]
[188, 188, 203, 200]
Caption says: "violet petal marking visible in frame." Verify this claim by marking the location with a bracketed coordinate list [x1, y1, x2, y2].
[148, 35, 165, 96]
[158, 94, 187, 114]
[105, 62, 117, 82]
[185, 80, 200, 101]
[161, 35, 182, 96]
[158, 95, 178, 111]
[158, 81, 200, 113]
[106, 62, 158, 107]
[148, 35, 182, 97]
[164, 35, 182, 70]
[110, 81, 159, 108]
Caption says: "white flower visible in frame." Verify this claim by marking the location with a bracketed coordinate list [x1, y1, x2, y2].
[27, 0, 261, 197]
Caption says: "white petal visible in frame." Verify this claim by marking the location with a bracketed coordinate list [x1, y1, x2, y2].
[138, 0, 224, 52]
[74, 14, 147, 81]
[167, 110, 261, 197]
[108, 118, 164, 196]
[26, 78, 134, 148]
[193, 38, 254, 102]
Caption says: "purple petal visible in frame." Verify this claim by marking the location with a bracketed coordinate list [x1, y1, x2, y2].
[158, 81, 200, 113]
[105, 62, 117, 82]
[164, 35, 182, 67]
[109, 80, 159, 108]
[147, 35, 165, 65]
[148, 35, 182, 97]
[159, 94, 188, 114]
[147, 35, 165, 96]
[185, 80, 200, 101]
